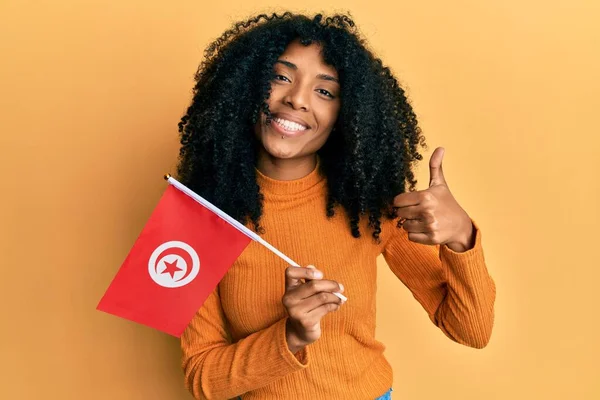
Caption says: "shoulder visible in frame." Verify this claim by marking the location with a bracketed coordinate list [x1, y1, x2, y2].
[379, 215, 406, 245]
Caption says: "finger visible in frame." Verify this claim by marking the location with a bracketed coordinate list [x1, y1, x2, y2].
[429, 147, 447, 187]
[300, 265, 313, 286]
[292, 279, 344, 300]
[303, 292, 345, 313]
[395, 205, 422, 220]
[306, 301, 342, 322]
[285, 265, 323, 290]
[407, 232, 434, 245]
[401, 219, 429, 233]
[393, 191, 423, 208]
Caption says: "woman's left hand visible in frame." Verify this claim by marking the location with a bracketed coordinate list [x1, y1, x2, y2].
[393, 147, 475, 253]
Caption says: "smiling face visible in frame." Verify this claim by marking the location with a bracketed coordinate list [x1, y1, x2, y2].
[254, 39, 341, 165]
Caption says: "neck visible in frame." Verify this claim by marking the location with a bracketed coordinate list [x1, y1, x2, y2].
[256, 152, 318, 181]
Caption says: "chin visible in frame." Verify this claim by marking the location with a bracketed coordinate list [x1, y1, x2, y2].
[260, 135, 300, 159]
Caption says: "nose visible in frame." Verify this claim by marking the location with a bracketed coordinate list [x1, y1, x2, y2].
[283, 83, 310, 111]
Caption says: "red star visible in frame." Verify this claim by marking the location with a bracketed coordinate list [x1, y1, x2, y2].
[161, 259, 183, 279]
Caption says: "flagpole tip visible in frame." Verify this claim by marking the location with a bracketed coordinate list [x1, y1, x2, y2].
[164, 173, 171, 181]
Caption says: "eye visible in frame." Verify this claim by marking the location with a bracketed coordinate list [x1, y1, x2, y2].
[273, 74, 290, 82]
[317, 89, 335, 99]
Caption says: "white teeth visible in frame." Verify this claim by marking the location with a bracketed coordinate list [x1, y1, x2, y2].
[274, 117, 308, 132]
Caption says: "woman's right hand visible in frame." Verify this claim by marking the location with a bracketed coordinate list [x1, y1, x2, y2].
[282, 265, 345, 353]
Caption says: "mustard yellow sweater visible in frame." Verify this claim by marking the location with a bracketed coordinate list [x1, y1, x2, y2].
[180, 163, 496, 400]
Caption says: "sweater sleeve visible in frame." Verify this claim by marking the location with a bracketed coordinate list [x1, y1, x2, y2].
[381, 219, 496, 348]
[180, 286, 309, 400]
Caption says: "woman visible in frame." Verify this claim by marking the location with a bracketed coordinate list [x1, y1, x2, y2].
[176, 11, 495, 400]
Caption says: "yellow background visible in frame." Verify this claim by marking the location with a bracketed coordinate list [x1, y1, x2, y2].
[1, 0, 598, 398]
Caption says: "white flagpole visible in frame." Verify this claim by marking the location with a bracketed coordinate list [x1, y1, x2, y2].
[164, 174, 347, 302]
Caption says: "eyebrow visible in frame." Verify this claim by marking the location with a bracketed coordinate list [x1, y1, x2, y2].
[275, 60, 339, 84]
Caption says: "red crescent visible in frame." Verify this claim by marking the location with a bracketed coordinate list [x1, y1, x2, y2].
[155, 246, 195, 281]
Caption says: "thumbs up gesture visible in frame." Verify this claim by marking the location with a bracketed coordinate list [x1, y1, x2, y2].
[393, 147, 475, 252]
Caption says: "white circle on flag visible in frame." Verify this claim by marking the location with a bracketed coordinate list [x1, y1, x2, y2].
[148, 241, 200, 288]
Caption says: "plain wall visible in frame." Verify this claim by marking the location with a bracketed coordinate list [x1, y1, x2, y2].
[1, 0, 598, 398]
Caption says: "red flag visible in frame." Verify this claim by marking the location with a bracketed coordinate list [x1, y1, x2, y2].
[97, 184, 252, 337]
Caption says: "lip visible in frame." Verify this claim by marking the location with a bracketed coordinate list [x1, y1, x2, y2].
[268, 113, 312, 138]
[269, 117, 310, 138]
[272, 112, 311, 129]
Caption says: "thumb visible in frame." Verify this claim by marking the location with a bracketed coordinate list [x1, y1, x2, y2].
[429, 147, 447, 187]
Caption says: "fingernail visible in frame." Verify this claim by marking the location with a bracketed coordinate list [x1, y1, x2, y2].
[339, 283, 344, 292]
[314, 270, 323, 279]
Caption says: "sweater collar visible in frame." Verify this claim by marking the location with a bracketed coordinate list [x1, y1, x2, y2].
[255, 157, 326, 198]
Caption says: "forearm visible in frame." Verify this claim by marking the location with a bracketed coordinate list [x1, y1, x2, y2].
[183, 317, 308, 400]
[434, 233, 496, 348]
[434, 270, 495, 348]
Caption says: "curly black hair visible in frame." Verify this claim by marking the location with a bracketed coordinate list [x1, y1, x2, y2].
[176, 11, 426, 242]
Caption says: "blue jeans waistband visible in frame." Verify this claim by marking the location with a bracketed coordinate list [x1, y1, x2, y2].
[375, 388, 393, 400]
[237, 387, 392, 399]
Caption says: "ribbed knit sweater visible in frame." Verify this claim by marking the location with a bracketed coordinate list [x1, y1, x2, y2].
[180, 162, 496, 400]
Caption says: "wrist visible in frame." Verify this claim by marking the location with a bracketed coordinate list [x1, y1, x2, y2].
[446, 217, 475, 253]
[285, 319, 306, 354]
